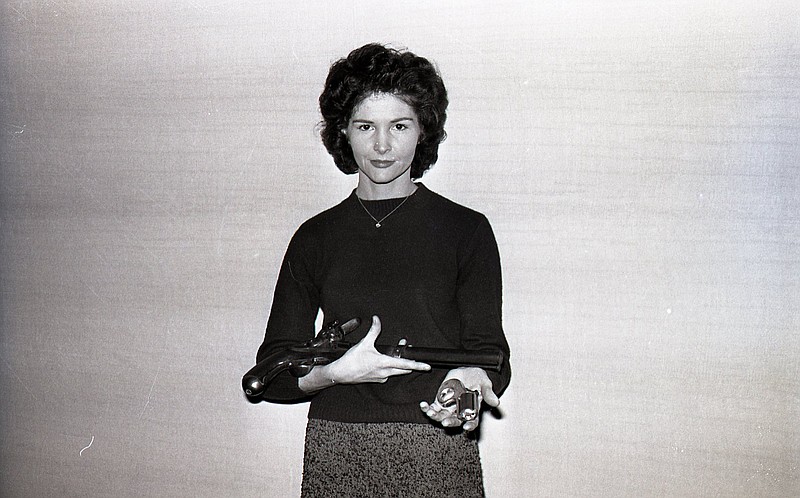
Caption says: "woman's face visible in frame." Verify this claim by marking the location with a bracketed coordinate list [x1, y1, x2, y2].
[344, 92, 421, 189]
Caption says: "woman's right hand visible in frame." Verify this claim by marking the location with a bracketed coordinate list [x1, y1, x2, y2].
[298, 315, 430, 392]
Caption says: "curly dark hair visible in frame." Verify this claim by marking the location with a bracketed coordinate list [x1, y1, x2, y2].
[319, 43, 448, 179]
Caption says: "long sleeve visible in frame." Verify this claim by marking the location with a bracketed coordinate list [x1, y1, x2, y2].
[255, 228, 321, 401]
[456, 216, 512, 396]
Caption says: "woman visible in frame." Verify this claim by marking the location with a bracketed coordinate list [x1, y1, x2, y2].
[254, 43, 511, 497]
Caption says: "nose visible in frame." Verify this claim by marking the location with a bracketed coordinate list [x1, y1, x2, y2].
[373, 129, 391, 154]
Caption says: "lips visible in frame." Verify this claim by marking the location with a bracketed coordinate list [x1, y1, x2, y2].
[370, 159, 396, 168]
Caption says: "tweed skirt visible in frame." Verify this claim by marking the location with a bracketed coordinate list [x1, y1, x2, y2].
[301, 419, 485, 498]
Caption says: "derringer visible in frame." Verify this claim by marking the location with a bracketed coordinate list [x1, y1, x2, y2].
[437, 378, 480, 422]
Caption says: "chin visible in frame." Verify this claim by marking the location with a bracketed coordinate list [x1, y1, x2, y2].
[366, 166, 412, 184]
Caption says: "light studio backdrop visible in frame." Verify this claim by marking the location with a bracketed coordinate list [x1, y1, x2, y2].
[1, 1, 797, 497]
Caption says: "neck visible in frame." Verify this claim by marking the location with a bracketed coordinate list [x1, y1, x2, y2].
[356, 176, 417, 200]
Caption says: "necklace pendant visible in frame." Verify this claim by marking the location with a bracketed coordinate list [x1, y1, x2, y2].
[357, 188, 416, 230]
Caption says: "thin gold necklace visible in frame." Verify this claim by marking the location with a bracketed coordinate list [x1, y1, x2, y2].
[356, 190, 415, 228]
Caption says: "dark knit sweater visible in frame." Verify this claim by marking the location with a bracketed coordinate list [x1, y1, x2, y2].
[256, 183, 511, 424]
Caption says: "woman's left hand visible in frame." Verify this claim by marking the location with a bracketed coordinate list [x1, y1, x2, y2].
[419, 367, 499, 432]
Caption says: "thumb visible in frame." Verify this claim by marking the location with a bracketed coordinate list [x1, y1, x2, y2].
[482, 385, 500, 408]
[362, 315, 382, 346]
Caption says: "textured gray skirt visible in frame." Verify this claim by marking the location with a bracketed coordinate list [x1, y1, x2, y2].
[301, 419, 485, 498]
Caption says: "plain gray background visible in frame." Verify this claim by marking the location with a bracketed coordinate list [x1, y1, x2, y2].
[1, 1, 798, 496]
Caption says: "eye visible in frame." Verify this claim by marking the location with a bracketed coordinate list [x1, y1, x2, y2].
[356, 124, 372, 132]
[394, 123, 408, 131]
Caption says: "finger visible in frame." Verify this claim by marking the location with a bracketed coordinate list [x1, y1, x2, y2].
[423, 403, 456, 422]
[383, 367, 415, 378]
[385, 357, 430, 371]
[420, 401, 444, 418]
[462, 419, 479, 432]
[426, 409, 451, 422]
[440, 415, 463, 428]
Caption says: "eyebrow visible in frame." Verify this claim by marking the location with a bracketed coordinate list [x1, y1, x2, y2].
[350, 117, 416, 123]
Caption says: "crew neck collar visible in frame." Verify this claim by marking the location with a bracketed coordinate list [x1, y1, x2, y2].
[353, 183, 426, 202]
